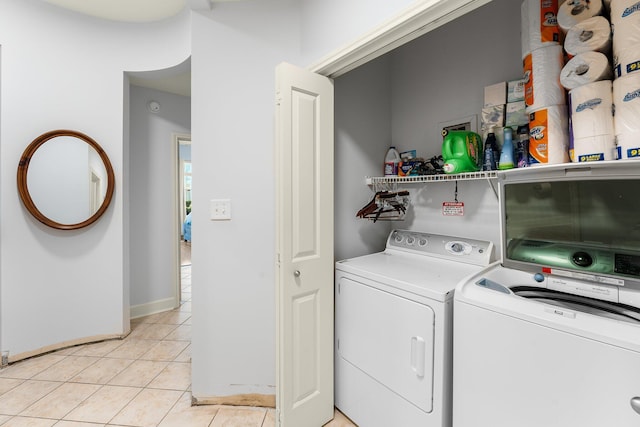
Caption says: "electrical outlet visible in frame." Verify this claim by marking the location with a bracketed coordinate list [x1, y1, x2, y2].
[210, 199, 231, 220]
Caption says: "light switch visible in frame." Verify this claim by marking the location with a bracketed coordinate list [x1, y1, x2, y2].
[210, 199, 231, 220]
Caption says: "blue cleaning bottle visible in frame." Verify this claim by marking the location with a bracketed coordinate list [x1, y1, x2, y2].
[482, 133, 498, 171]
[498, 127, 515, 170]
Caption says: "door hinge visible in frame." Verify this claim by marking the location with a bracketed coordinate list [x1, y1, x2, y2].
[275, 92, 282, 106]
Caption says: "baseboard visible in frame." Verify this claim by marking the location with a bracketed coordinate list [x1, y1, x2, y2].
[130, 297, 178, 320]
[193, 393, 276, 408]
[8, 333, 124, 364]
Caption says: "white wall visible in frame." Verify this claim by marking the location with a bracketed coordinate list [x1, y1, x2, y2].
[389, 0, 521, 254]
[300, 0, 418, 65]
[0, 0, 190, 358]
[334, 55, 394, 261]
[129, 85, 190, 311]
[190, 0, 302, 399]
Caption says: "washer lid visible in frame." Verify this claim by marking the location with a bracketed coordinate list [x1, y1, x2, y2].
[512, 286, 640, 324]
[336, 251, 486, 301]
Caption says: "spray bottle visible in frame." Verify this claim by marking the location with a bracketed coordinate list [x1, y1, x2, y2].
[498, 127, 515, 170]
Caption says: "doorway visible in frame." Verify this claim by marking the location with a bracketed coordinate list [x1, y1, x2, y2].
[176, 135, 192, 302]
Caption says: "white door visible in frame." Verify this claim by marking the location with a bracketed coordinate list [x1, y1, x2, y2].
[275, 62, 334, 427]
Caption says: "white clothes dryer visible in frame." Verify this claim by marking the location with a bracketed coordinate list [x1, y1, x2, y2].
[335, 229, 494, 427]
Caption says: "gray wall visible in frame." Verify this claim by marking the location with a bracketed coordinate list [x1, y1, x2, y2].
[334, 0, 521, 259]
[129, 85, 190, 310]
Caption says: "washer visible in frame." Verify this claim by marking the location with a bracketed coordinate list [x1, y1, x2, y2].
[453, 162, 640, 427]
[335, 229, 494, 427]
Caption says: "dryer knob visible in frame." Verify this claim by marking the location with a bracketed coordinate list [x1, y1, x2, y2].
[572, 251, 593, 267]
[534, 273, 545, 283]
[630, 397, 640, 416]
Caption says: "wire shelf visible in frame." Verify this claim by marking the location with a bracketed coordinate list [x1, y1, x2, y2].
[366, 171, 498, 185]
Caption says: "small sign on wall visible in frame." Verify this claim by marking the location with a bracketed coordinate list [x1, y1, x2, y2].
[442, 201, 464, 216]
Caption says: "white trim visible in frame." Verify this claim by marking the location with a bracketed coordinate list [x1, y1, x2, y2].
[309, 0, 492, 78]
[130, 297, 177, 319]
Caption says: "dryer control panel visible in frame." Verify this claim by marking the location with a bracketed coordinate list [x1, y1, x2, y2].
[386, 230, 494, 267]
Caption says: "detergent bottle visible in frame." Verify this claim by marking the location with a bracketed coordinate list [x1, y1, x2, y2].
[441, 130, 482, 174]
[498, 127, 515, 170]
[384, 146, 401, 176]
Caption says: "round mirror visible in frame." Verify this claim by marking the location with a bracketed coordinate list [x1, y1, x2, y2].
[17, 130, 115, 230]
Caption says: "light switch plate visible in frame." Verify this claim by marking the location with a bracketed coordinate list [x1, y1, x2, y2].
[210, 199, 231, 220]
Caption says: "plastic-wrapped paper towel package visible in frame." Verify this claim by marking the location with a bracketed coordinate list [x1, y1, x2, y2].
[528, 105, 570, 164]
[560, 51, 613, 89]
[524, 44, 566, 110]
[564, 16, 612, 57]
[569, 80, 617, 161]
[613, 73, 640, 159]
[521, 0, 561, 59]
[558, 0, 604, 32]
[611, 0, 640, 55]
[614, 46, 640, 77]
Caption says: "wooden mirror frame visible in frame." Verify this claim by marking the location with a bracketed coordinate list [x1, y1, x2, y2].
[17, 129, 115, 230]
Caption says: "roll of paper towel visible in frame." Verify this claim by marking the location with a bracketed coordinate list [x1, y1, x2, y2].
[615, 132, 640, 159]
[573, 135, 617, 161]
[521, 0, 560, 59]
[564, 16, 611, 57]
[524, 45, 566, 110]
[611, 0, 640, 55]
[614, 45, 640, 77]
[613, 73, 640, 151]
[569, 80, 614, 139]
[558, 0, 604, 32]
[528, 105, 570, 165]
[560, 51, 612, 90]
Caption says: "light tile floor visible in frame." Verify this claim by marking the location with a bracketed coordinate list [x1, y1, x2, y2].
[0, 266, 356, 427]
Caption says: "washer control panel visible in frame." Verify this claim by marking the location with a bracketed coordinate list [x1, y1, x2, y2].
[387, 229, 494, 266]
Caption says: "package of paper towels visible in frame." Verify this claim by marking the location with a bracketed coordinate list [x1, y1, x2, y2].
[521, 0, 560, 59]
[613, 73, 640, 158]
[528, 105, 570, 164]
[560, 51, 612, 90]
[572, 135, 617, 161]
[569, 80, 614, 139]
[614, 45, 640, 77]
[524, 45, 566, 110]
[611, 0, 640, 55]
[558, 0, 604, 32]
[564, 16, 611, 57]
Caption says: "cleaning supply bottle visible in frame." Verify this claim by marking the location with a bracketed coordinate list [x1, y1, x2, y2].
[516, 124, 529, 168]
[441, 130, 482, 174]
[498, 127, 515, 170]
[384, 146, 401, 176]
[482, 133, 498, 171]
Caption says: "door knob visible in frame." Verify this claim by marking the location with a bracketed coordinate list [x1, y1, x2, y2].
[631, 397, 640, 415]
[294, 270, 301, 277]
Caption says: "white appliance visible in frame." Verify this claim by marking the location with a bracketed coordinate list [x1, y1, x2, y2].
[453, 162, 640, 427]
[335, 229, 494, 427]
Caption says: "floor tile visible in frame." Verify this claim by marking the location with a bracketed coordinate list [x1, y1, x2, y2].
[157, 392, 218, 427]
[262, 409, 276, 427]
[0, 379, 24, 396]
[53, 421, 105, 427]
[69, 358, 134, 385]
[104, 339, 159, 359]
[0, 415, 10, 424]
[72, 340, 124, 357]
[20, 382, 100, 419]
[108, 360, 168, 388]
[1, 416, 56, 426]
[158, 311, 191, 325]
[63, 385, 140, 424]
[128, 324, 177, 340]
[147, 363, 190, 391]
[0, 355, 66, 380]
[164, 325, 191, 341]
[139, 341, 189, 362]
[210, 407, 267, 427]
[109, 388, 182, 427]
[324, 409, 357, 427]
[0, 381, 61, 416]
[173, 345, 191, 363]
[33, 357, 98, 382]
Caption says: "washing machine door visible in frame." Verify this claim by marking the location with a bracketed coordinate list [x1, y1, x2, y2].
[336, 276, 435, 412]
